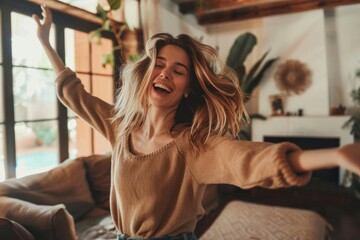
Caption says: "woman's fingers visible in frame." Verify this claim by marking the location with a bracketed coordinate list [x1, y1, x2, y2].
[32, 5, 52, 45]
[338, 143, 360, 176]
[42, 5, 52, 24]
[32, 14, 41, 26]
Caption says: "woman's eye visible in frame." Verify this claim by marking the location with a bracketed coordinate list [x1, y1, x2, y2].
[155, 64, 164, 68]
[174, 70, 185, 75]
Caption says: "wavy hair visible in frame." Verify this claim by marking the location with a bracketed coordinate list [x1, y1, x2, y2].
[113, 33, 248, 151]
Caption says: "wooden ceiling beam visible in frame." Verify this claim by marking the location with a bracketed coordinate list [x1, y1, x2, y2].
[177, 0, 360, 25]
[26, 0, 102, 24]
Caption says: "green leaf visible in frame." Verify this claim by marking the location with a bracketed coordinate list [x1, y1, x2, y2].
[238, 130, 251, 141]
[246, 51, 270, 83]
[249, 113, 267, 120]
[128, 53, 140, 62]
[350, 88, 360, 105]
[243, 57, 279, 95]
[96, 3, 107, 21]
[235, 65, 246, 87]
[226, 32, 257, 71]
[107, 0, 121, 10]
[89, 28, 102, 45]
[102, 53, 115, 67]
[104, 20, 111, 30]
[355, 68, 360, 78]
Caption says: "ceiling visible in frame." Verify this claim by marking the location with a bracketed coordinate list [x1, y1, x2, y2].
[173, 0, 360, 25]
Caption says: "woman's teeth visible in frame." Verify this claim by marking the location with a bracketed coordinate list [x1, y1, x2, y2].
[154, 83, 172, 93]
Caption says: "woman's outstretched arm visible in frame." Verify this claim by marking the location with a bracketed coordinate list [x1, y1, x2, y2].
[288, 143, 360, 175]
[32, 5, 65, 74]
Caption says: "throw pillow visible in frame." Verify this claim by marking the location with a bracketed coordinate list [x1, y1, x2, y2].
[0, 217, 35, 240]
[82, 154, 111, 210]
[0, 158, 94, 219]
[0, 197, 77, 240]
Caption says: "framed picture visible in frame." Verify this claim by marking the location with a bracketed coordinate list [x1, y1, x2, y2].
[269, 94, 285, 116]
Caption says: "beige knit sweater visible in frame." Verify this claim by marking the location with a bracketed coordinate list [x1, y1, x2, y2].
[56, 68, 311, 238]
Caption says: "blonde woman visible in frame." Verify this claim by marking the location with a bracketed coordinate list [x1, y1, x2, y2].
[33, 5, 360, 240]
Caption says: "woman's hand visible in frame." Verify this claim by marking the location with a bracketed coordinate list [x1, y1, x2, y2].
[32, 5, 52, 46]
[288, 143, 360, 176]
[32, 5, 65, 73]
[337, 143, 360, 176]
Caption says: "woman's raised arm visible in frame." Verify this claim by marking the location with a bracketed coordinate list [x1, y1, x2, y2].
[288, 143, 360, 175]
[32, 5, 65, 74]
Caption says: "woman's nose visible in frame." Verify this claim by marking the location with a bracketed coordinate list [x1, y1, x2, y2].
[160, 70, 171, 80]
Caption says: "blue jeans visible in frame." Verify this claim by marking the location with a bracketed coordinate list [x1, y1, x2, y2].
[117, 232, 198, 240]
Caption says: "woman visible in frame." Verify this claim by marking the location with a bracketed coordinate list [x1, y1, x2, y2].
[33, 5, 360, 240]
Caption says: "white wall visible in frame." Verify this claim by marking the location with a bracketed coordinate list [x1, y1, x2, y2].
[259, 10, 329, 116]
[335, 4, 360, 112]
[140, 0, 360, 117]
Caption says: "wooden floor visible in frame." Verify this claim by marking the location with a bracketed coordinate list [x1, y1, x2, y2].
[196, 179, 360, 239]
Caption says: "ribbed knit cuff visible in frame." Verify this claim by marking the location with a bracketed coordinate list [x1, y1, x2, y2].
[55, 67, 75, 84]
[274, 142, 312, 187]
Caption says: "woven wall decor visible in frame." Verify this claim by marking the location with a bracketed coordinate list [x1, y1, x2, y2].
[274, 60, 312, 95]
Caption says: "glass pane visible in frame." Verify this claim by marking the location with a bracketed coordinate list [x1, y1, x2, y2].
[65, 28, 75, 70]
[68, 117, 92, 158]
[94, 130, 111, 155]
[91, 38, 113, 75]
[11, 12, 55, 68]
[0, 67, 4, 122]
[65, 29, 90, 72]
[13, 67, 56, 121]
[92, 74, 114, 104]
[67, 73, 91, 117]
[15, 121, 59, 178]
[0, 125, 4, 181]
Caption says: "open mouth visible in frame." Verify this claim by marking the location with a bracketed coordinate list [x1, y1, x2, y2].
[153, 83, 173, 94]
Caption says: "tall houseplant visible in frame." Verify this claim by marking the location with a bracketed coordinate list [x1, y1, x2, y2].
[343, 68, 360, 197]
[226, 32, 279, 101]
[226, 32, 279, 140]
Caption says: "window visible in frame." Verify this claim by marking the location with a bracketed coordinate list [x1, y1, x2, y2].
[0, 1, 115, 180]
[12, 12, 58, 177]
[65, 29, 113, 158]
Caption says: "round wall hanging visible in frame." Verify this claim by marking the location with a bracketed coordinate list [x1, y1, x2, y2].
[274, 59, 312, 95]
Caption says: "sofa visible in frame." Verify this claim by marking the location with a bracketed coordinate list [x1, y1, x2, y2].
[0, 154, 330, 240]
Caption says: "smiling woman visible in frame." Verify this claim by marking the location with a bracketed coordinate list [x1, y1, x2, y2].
[32, 5, 360, 239]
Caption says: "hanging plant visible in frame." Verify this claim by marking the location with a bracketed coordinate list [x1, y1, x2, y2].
[89, 0, 139, 67]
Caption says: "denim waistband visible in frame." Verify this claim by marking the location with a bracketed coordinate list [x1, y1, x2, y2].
[117, 232, 198, 240]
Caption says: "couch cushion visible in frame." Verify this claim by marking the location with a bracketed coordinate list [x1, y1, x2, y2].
[82, 154, 111, 210]
[0, 158, 94, 219]
[200, 200, 330, 240]
[0, 197, 77, 240]
[75, 214, 116, 240]
[0, 217, 35, 240]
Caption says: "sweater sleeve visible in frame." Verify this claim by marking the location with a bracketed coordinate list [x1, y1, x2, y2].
[180, 135, 311, 189]
[55, 68, 117, 145]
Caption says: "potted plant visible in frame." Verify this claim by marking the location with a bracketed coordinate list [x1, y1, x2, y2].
[226, 32, 279, 140]
[343, 68, 360, 197]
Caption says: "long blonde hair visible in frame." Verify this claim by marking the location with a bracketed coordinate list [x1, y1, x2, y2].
[113, 33, 248, 151]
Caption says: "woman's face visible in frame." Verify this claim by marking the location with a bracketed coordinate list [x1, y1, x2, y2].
[148, 44, 190, 111]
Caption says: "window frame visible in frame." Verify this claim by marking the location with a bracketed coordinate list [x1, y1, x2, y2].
[0, 0, 117, 179]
